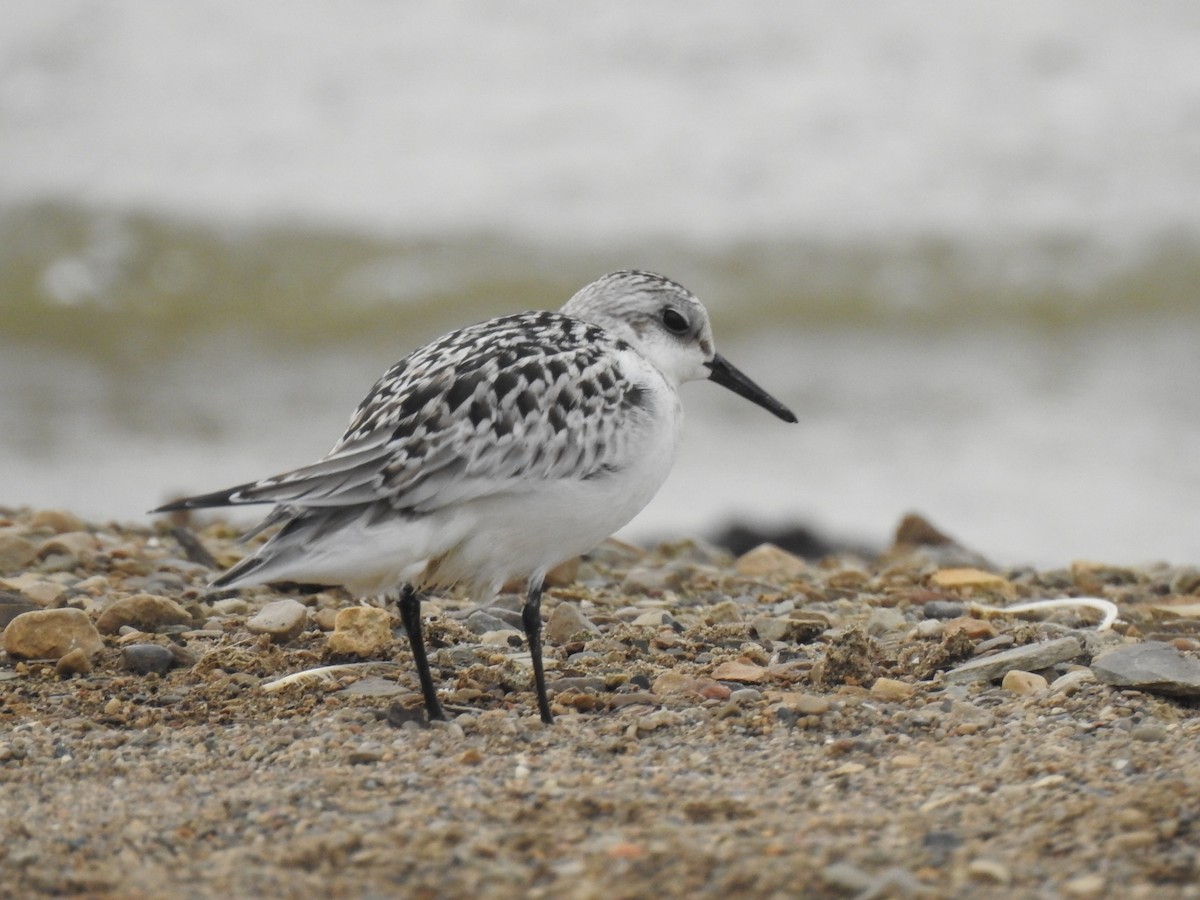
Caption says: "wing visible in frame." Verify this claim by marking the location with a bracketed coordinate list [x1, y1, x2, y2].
[174, 311, 655, 515]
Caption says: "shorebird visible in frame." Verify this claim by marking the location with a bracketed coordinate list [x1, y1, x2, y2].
[155, 271, 796, 723]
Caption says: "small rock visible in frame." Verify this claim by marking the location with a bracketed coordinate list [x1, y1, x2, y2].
[3, 608, 103, 660]
[1049, 668, 1097, 696]
[328, 606, 394, 657]
[28, 509, 86, 534]
[734, 543, 807, 580]
[930, 568, 1013, 595]
[705, 599, 743, 625]
[820, 862, 874, 894]
[1131, 724, 1169, 742]
[631, 610, 671, 627]
[246, 598, 309, 643]
[774, 692, 830, 716]
[866, 607, 907, 636]
[1070, 560, 1140, 592]
[621, 564, 679, 595]
[0, 573, 67, 606]
[465, 610, 513, 635]
[0, 532, 38, 573]
[480, 629, 522, 646]
[711, 659, 766, 684]
[652, 671, 730, 700]
[0, 597, 40, 629]
[543, 602, 599, 644]
[1001, 670, 1048, 695]
[210, 597, 249, 616]
[122, 643, 175, 675]
[338, 677, 406, 698]
[923, 600, 967, 620]
[1090, 642, 1200, 698]
[729, 687, 761, 704]
[1169, 566, 1200, 596]
[966, 858, 1011, 885]
[97, 593, 193, 634]
[943, 637, 1083, 684]
[37, 531, 100, 567]
[870, 677, 916, 701]
[55, 647, 93, 677]
[1063, 874, 1106, 899]
[943, 617, 997, 640]
[543, 556, 579, 588]
[915, 619, 944, 638]
[750, 615, 791, 642]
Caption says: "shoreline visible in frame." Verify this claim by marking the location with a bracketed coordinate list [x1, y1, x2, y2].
[2, 505, 1199, 898]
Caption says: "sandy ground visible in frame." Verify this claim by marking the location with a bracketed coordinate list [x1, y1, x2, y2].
[2, 507, 1199, 899]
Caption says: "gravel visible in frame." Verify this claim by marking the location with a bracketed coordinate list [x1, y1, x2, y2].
[1, 506, 1199, 898]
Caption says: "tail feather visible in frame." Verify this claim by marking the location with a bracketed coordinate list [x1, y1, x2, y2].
[151, 481, 264, 513]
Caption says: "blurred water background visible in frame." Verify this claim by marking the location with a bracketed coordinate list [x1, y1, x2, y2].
[2, 2, 1199, 566]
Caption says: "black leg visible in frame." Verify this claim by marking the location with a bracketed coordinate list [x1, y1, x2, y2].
[521, 578, 554, 724]
[397, 584, 445, 722]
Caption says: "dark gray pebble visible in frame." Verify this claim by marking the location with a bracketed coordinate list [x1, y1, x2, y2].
[122, 643, 175, 675]
[1090, 642, 1200, 698]
[465, 610, 518, 635]
[923, 601, 966, 620]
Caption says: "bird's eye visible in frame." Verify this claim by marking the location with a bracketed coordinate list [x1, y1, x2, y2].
[661, 308, 689, 334]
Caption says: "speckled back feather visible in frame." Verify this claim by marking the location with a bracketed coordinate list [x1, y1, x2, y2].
[219, 311, 655, 515]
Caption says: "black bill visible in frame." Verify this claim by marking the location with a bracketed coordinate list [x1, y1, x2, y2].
[706, 353, 797, 423]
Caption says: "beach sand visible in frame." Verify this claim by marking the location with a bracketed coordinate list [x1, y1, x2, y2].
[1, 506, 1198, 899]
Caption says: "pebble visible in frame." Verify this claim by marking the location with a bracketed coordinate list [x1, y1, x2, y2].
[704, 599, 743, 625]
[328, 606, 394, 657]
[28, 509, 86, 533]
[1049, 668, 1097, 695]
[943, 616, 998, 640]
[621, 564, 682, 595]
[246, 598, 309, 643]
[930, 568, 1013, 595]
[542, 602, 599, 644]
[3, 608, 103, 660]
[966, 858, 1011, 885]
[631, 610, 672, 627]
[870, 677, 916, 701]
[1001, 669, 1048, 695]
[1062, 874, 1106, 899]
[733, 543, 807, 579]
[0, 597, 40, 629]
[1168, 566, 1200, 595]
[652, 671, 730, 700]
[866, 607, 907, 636]
[0, 573, 67, 606]
[210, 597, 249, 616]
[1130, 724, 1169, 742]
[0, 532, 38, 573]
[711, 659, 766, 683]
[943, 636, 1083, 684]
[1089, 641, 1200, 697]
[97, 593, 193, 634]
[465, 610, 513, 635]
[728, 688, 761, 705]
[774, 692, 831, 716]
[54, 647, 93, 677]
[480, 629, 522, 646]
[923, 599, 968, 619]
[37, 531, 101, 567]
[122, 643, 175, 675]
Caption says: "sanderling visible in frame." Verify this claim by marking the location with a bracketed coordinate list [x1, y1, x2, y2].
[154, 270, 796, 723]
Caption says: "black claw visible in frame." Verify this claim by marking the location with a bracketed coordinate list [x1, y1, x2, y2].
[521, 579, 554, 725]
[397, 584, 446, 722]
